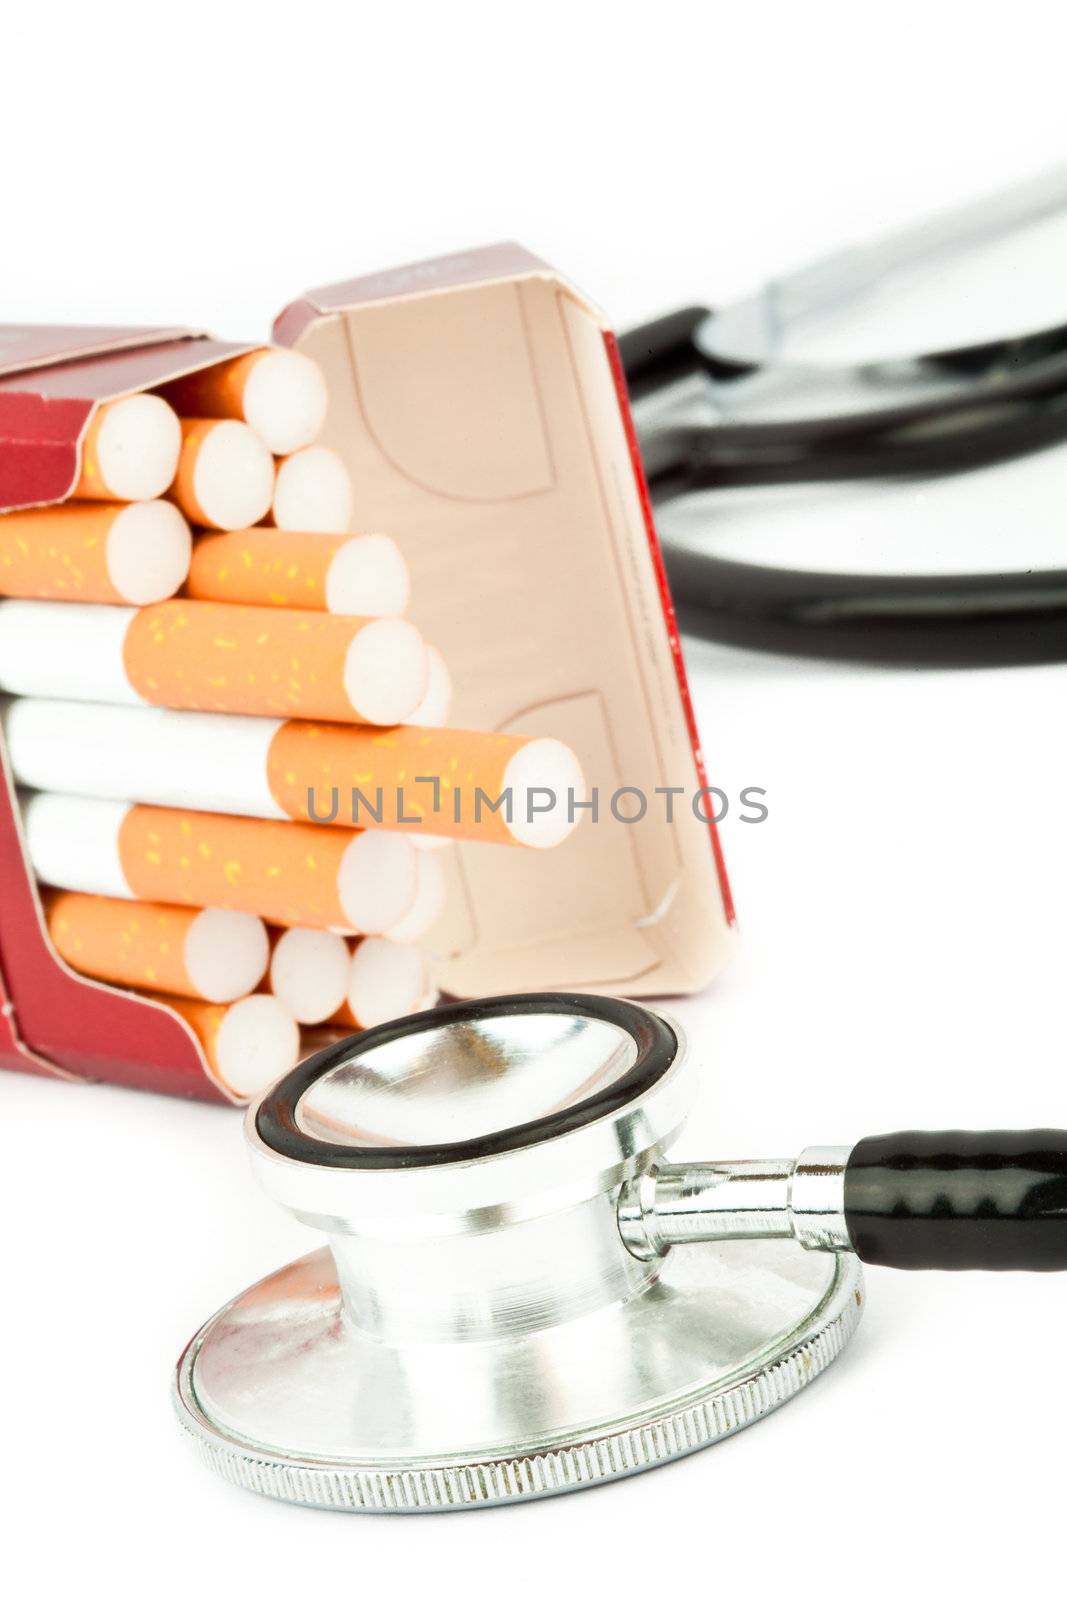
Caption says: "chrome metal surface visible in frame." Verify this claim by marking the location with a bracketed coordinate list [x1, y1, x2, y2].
[790, 1146, 851, 1251]
[700, 166, 1067, 367]
[618, 1148, 850, 1260]
[176, 1242, 862, 1512]
[295, 1011, 640, 1150]
[176, 996, 863, 1513]
[247, 1010, 692, 1231]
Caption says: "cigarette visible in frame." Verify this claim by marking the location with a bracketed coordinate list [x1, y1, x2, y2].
[3, 699, 584, 848]
[0, 599, 429, 724]
[384, 849, 447, 942]
[148, 991, 299, 1098]
[407, 645, 453, 726]
[271, 446, 353, 533]
[335, 936, 432, 1030]
[157, 349, 328, 456]
[185, 528, 409, 617]
[169, 419, 275, 531]
[268, 721, 585, 848]
[0, 502, 191, 606]
[21, 791, 421, 933]
[73, 394, 182, 502]
[268, 925, 352, 1024]
[42, 889, 269, 1003]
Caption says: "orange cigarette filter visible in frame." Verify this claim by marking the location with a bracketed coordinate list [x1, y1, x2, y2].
[75, 405, 128, 501]
[118, 806, 362, 929]
[0, 503, 190, 606]
[186, 527, 344, 610]
[162, 351, 275, 423]
[157, 349, 328, 455]
[123, 599, 423, 724]
[159, 994, 235, 1083]
[42, 889, 268, 1003]
[266, 722, 582, 847]
[184, 527, 409, 618]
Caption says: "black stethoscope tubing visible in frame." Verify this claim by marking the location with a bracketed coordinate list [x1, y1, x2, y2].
[620, 309, 1067, 664]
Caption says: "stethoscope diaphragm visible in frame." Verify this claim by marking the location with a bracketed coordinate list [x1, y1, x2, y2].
[175, 993, 1067, 1512]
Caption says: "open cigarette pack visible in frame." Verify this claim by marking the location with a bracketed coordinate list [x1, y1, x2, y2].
[0, 244, 735, 1104]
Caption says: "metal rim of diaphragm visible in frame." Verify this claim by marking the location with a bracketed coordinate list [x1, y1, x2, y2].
[174, 1248, 863, 1514]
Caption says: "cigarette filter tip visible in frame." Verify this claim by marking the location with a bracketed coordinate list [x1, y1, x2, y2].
[343, 617, 429, 725]
[502, 737, 587, 848]
[343, 936, 432, 1030]
[338, 830, 420, 934]
[272, 446, 354, 533]
[159, 349, 328, 456]
[242, 349, 329, 455]
[163, 991, 299, 1098]
[325, 533, 410, 618]
[172, 419, 274, 531]
[105, 501, 192, 605]
[183, 907, 271, 1003]
[75, 394, 182, 502]
[269, 926, 352, 1025]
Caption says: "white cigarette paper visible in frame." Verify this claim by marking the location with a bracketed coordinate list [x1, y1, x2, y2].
[0, 602, 139, 705]
[3, 697, 285, 817]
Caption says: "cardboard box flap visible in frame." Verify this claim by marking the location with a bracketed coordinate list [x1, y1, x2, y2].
[0, 324, 198, 380]
[275, 247, 735, 999]
[274, 242, 594, 344]
[0, 332, 255, 513]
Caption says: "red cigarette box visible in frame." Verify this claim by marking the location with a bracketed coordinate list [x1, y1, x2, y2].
[0, 245, 735, 1103]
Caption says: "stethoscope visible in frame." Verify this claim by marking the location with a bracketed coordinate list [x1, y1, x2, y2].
[620, 168, 1067, 664]
[176, 994, 1067, 1513]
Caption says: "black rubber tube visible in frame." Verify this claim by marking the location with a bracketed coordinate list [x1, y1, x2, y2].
[663, 548, 1067, 666]
[844, 1130, 1067, 1270]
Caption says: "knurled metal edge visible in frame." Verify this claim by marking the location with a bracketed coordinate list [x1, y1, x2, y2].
[174, 1258, 863, 1513]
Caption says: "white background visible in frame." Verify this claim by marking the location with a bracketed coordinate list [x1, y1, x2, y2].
[2, 4, 1066, 1595]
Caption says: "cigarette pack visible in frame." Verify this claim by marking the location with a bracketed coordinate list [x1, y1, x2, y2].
[0, 245, 735, 1102]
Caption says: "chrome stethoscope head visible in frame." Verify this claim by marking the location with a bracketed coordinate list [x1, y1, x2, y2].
[247, 993, 691, 1237]
[176, 993, 1067, 1513]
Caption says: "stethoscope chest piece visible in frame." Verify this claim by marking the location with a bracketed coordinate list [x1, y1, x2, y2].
[174, 995, 862, 1512]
